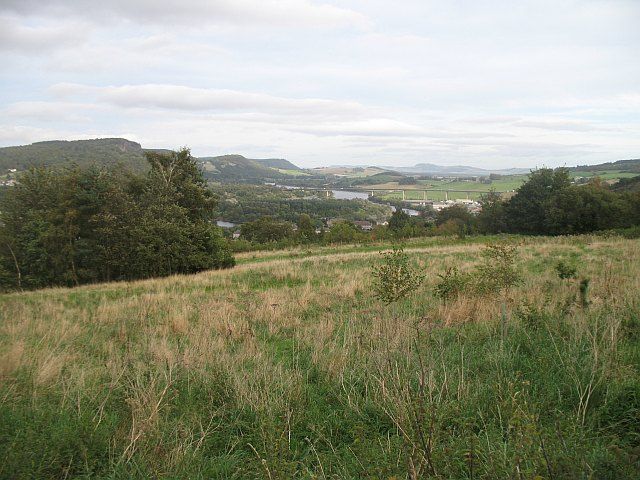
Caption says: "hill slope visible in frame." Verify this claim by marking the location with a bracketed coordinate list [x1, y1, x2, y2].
[198, 155, 298, 183]
[0, 139, 303, 183]
[611, 174, 640, 192]
[0, 138, 148, 172]
[388, 163, 529, 176]
[253, 158, 300, 170]
[574, 158, 640, 173]
[1, 235, 639, 478]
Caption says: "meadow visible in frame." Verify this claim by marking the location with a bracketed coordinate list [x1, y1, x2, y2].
[367, 170, 636, 201]
[365, 176, 526, 201]
[1, 234, 639, 478]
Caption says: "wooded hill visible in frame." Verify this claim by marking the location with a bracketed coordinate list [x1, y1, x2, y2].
[0, 138, 303, 183]
[0, 138, 149, 172]
[199, 154, 300, 182]
[573, 158, 640, 173]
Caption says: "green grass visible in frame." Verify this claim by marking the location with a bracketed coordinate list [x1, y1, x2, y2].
[1, 234, 639, 478]
[278, 168, 311, 176]
[369, 171, 639, 202]
[570, 170, 639, 180]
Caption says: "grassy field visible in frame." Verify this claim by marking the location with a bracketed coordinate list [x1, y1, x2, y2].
[364, 171, 638, 201]
[1, 235, 640, 478]
[380, 190, 485, 201]
[277, 169, 311, 176]
[570, 170, 639, 180]
[365, 176, 526, 201]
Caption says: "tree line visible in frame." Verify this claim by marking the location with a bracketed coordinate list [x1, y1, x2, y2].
[479, 168, 640, 235]
[0, 149, 234, 291]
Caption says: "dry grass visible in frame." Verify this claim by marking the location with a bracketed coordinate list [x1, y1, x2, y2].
[1, 234, 639, 478]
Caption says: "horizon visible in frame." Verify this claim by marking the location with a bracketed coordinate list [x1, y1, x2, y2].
[2, 136, 637, 172]
[1, 1, 639, 168]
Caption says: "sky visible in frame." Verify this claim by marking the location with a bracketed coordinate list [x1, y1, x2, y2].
[1, 0, 639, 169]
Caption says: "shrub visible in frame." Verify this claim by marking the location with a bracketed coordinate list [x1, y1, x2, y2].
[372, 246, 423, 305]
[579, 278, 591, 308]
[434, 266, 468, 303]
[514, 301, 550, 330]
[473, 242, 522, 296]
[555, 260, 578, 279]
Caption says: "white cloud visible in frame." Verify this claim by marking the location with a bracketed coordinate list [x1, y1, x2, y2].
[0, 16, 88, 53]
[2, 101, 101, 122]
[49, 83, 368, 118]
[1, 0, 639, 168]
[0, 0, 370, 29]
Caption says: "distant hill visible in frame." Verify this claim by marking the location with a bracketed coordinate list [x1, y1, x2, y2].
[253, 158, 300, 170]
[387, 163, 528, 176]
[199, 154, 293, 183]
[0, 138, 148, 172]
[573, 159, 640, 174]
[0, 139, 304, 183]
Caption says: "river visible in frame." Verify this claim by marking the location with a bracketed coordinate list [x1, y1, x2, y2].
[216, 220, 237, 229]
[218, 187, 419, 227]
[331, 189, 420, 216]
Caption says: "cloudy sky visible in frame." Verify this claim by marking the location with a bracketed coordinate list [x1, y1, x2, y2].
[1, 0, 639, 168]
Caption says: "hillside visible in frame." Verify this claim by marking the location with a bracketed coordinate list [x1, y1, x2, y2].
[199, 154, 292, 182]
[611, 175, 640, 192]
[1, 235, 639, 478]
[0, 138, 148, 172]
[253, 158, 300, 170]
[573, 158, 640, 173]
[388, 163, 529, 176]
[0, 139, 303, 183]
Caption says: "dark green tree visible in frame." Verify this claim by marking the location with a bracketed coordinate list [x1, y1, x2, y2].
[325, 221, 361, 244]
[505, 168, 571, 234]
[544, 183, 633, 234]
[388, 209, 411, 233]
[477, 189, 507, 233]
[240, 216, 294, 243]
[435, 204, 474, 228]
[296, 213, 316, 241]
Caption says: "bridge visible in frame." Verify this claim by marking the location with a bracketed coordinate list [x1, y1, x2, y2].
[308, 187, 503, 202]
[360, 187, 500, 202]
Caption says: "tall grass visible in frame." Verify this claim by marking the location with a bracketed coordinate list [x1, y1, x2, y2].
[1, 235, 639, 478]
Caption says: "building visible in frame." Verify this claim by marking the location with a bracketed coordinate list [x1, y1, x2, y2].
[353, 220, 373, 231]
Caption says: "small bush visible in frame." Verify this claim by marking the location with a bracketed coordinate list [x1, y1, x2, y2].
[514, 302, 550, 330]
[579, 278, 591, 308]
[555, 260, 578, 279]
[372, 246, 423, 305]
[473, 242, 522, 296]
[434, 266, 468, 303]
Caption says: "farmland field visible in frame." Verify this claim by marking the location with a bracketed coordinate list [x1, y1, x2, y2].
[1, 234, 639, 478]
[363, 170, 638, 201]
[569, 170, 639, 180]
